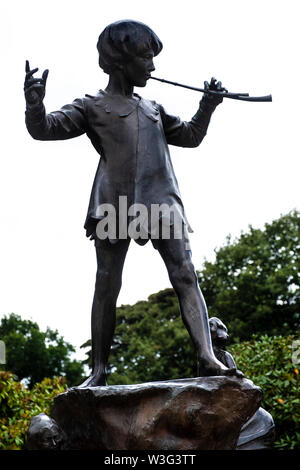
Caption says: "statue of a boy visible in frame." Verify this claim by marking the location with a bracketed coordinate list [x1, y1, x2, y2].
[24, 20, 240, 385]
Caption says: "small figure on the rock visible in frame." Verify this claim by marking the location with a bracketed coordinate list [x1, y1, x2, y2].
[209, 317, 275, 450]
[24, 20, 240, 386]
[209, 317, 236, 368]
[27, 413, 63, 450]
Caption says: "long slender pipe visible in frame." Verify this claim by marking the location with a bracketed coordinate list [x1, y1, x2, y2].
[150, 76, 272, 102]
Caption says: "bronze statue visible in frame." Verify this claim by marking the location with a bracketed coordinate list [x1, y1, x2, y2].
[24, 19, 242, 386]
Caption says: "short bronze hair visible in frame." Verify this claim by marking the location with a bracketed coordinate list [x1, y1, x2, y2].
[97, 20, 163, 74]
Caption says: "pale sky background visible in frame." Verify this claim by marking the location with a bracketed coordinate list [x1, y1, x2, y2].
[0, 0, 299, 361]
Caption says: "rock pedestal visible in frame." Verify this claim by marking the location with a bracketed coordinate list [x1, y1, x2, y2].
[27, 376, 262, 450]
[28, 376, 262, 451]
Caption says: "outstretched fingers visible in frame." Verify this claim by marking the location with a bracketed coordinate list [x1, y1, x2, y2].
[42, 69, 49, 85]
[25, 60, 39, 78]
[24, 60, 48, 105]
[25, 60, 48, 85]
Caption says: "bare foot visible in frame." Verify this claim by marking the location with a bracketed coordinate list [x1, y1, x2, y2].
[222, 367, 244, 378]
[198, 357, 244, 378]
[78, 373, 107, 387]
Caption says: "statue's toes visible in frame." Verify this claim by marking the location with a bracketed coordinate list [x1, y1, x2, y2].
[225, 368, 244, 378]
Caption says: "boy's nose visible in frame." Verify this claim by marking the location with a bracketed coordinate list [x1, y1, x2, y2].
[149, 60, 155, 72]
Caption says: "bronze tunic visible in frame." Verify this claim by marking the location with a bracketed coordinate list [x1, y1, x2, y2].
[25, 90, 216, 242]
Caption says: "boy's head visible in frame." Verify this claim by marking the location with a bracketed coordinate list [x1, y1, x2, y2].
[97, 20, 163, 75]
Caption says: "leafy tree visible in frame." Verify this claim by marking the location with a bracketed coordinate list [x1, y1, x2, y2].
[111, 289, 195, 384]
[0, 313, 84, 387]
[198, 210, 300, 342]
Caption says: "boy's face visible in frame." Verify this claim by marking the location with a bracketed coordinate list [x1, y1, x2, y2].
[122, 49, 155, 87]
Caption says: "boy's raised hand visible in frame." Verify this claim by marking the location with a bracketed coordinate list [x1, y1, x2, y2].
[24, 60, 49, 106]
[203, 77, 227, 106]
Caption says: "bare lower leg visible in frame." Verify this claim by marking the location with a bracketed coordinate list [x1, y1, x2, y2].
[80, 287, 119, 387]
[91, 294, 117, 385]
[80, 239, 130, 387]
[174, 281, 230, 376]
[154, 236, 240, 377]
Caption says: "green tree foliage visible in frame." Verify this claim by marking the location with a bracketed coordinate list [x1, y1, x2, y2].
[0, 371, 67, 450]
[198, 210, 300, 342]
[0, 313, 84, 387]
[229, 335, 299, 450]
[109, 289, 195, 384]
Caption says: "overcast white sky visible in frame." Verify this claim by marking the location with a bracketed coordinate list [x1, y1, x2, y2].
[0, 0, 299, 360]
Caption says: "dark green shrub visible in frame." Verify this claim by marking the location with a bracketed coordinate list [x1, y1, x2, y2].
[229, 334, 299, 450]
[0, 371, 66, 450]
